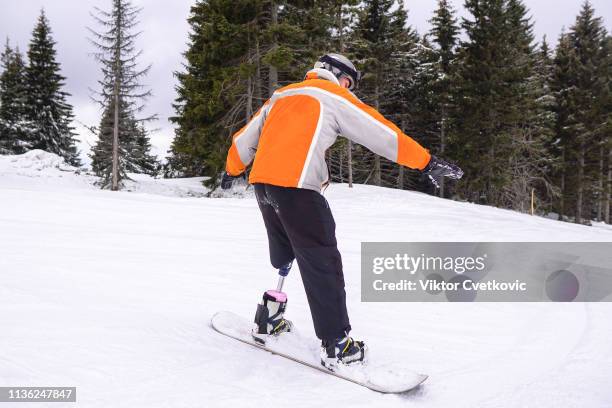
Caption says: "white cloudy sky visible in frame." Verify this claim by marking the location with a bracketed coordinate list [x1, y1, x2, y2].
[1, 0, 610, 164]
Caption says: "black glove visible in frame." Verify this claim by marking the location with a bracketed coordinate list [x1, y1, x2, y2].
[220, 172, 244, 190]
[422, 155, 463, 188]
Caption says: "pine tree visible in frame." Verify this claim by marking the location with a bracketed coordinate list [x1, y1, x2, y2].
[168, 0, 337, 185]
[565, 1, 606, 223]
[449, 0, 552, 211]
[351, 0, 417, 187]
[399, 35, 442, 192]
[25, 10, 80, 165]
[0, 40, 32, 154]
[89, 0, 158, 190]
[168, 0, 256, 182]
[430, 0, 459, 74]
[551, 31, 579, 221]
[501, 0, 556, 212]
[531, 36, 559, 211]
[592, 30, 610, 223]
[90, 100, 130, 184]
[601, 35, 612, 223]
[126, 121, 159, 175]
[429, 0, 459, 197]
[451, 0, 511, 204]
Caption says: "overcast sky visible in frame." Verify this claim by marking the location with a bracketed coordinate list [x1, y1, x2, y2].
[1, 0, 610, 164]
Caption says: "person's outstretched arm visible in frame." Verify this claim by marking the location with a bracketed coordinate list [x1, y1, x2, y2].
[333, 89, 430, 170]
[333, 88, 462, 186]
[225, 100, 271, 177]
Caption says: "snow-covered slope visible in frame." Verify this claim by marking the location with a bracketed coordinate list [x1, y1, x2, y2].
[1, 152, 611, 407]
[0, 149, 208, 197]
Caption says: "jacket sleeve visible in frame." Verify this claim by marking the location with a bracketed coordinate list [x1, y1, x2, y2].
[334, 91, 431, 170]
[225, 100, 271, 176]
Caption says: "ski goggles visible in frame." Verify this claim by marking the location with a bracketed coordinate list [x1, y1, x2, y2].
[319, 55, 362, 89]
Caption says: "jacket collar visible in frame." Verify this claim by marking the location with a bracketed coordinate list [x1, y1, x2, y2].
[304, 68, 340, 85]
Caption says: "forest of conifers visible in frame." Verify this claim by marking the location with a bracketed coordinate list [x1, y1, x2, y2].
[168, 0, 611, 224]
[1, 0, 610, 224]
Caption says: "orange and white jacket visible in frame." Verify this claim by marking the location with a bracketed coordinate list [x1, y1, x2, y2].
[226, 68, 431, 192]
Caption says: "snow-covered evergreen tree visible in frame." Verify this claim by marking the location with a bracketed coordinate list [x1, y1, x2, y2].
[388, 35, 441, 193]
[601, 35, 612, 224]
[0, 40, 32, 154]
[167, 0, 251, 181]
[550, 1, 607, 223]
[450, 0, 510, 204]
[567, 1, 606, 223]
[90, 100, 158, 185]
[25, 10, 80, 165]
[90, 100, 130, 185]
[551, 31, 579, 221]
[501, 0, 556, 212]
[595, 33, 611, 223]
[168, 0, 345, 186]
[89, 0, 158, 190]
[126, 121, 158, 176]
[449, 0, 554, 211]
[529, 37, 559, 211]
[430, 0, 459, 74]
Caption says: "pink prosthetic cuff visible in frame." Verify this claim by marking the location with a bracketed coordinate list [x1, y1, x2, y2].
[265, 290, 287, 303]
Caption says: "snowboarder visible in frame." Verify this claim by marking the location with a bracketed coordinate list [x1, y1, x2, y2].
[221, 53, 463, 369]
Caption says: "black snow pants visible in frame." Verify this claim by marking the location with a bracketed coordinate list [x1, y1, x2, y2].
[254, 183, 350, 343]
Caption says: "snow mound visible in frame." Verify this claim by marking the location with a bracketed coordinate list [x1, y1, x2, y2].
[0, 150, 92, 191]
[122, 173, 209, 198]
[0, 150, 209, 198]
[208, 179, 255, 199]
[1, 149, 78, 172]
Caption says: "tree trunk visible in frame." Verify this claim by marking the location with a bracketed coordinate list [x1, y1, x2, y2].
[246, 75, 253, 120]
[598, 144, 604, 221]
[399, 116, 407, 190]
[335, 3, 353, 188]
[111, 11, 121, 192]
[336, 1, 344, 52]
[268, 0, 278, 97]
[374, 81, 381, 186]
[374, 159, 381, 186]
[439, 105, 446, 198]
[559, 148, 565, 221]
[576, 143, 585, 224]
[347, 141, 353, 188]
[111, 83, 119, 191]
[255, 25, 262, 106]
[339, 147, 343, 183]
[246, 29, 253, 120]
[606, 145, 611, 224]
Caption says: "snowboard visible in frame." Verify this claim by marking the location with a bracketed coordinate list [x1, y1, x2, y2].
[210, 311, 428, 393]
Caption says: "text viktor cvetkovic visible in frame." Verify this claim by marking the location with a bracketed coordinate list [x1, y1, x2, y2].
[370, 253, 527, 294]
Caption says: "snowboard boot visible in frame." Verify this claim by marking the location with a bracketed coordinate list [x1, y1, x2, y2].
[321, 333, 367, 370]
[252, 290, 293, 344]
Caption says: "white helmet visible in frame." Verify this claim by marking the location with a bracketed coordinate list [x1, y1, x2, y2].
[314, 53, 361, 90]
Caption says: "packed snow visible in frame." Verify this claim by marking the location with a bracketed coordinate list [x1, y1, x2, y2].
[211, 310, 428, 393]
[1, 151, 611, 407]
[0, 150, 207, 197]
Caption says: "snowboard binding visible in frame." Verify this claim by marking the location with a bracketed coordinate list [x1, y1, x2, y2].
[252, 262, 294, 344]
[321, 334, 367, 370]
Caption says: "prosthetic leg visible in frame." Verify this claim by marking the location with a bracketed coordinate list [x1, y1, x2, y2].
[252, 262, 293, 344]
